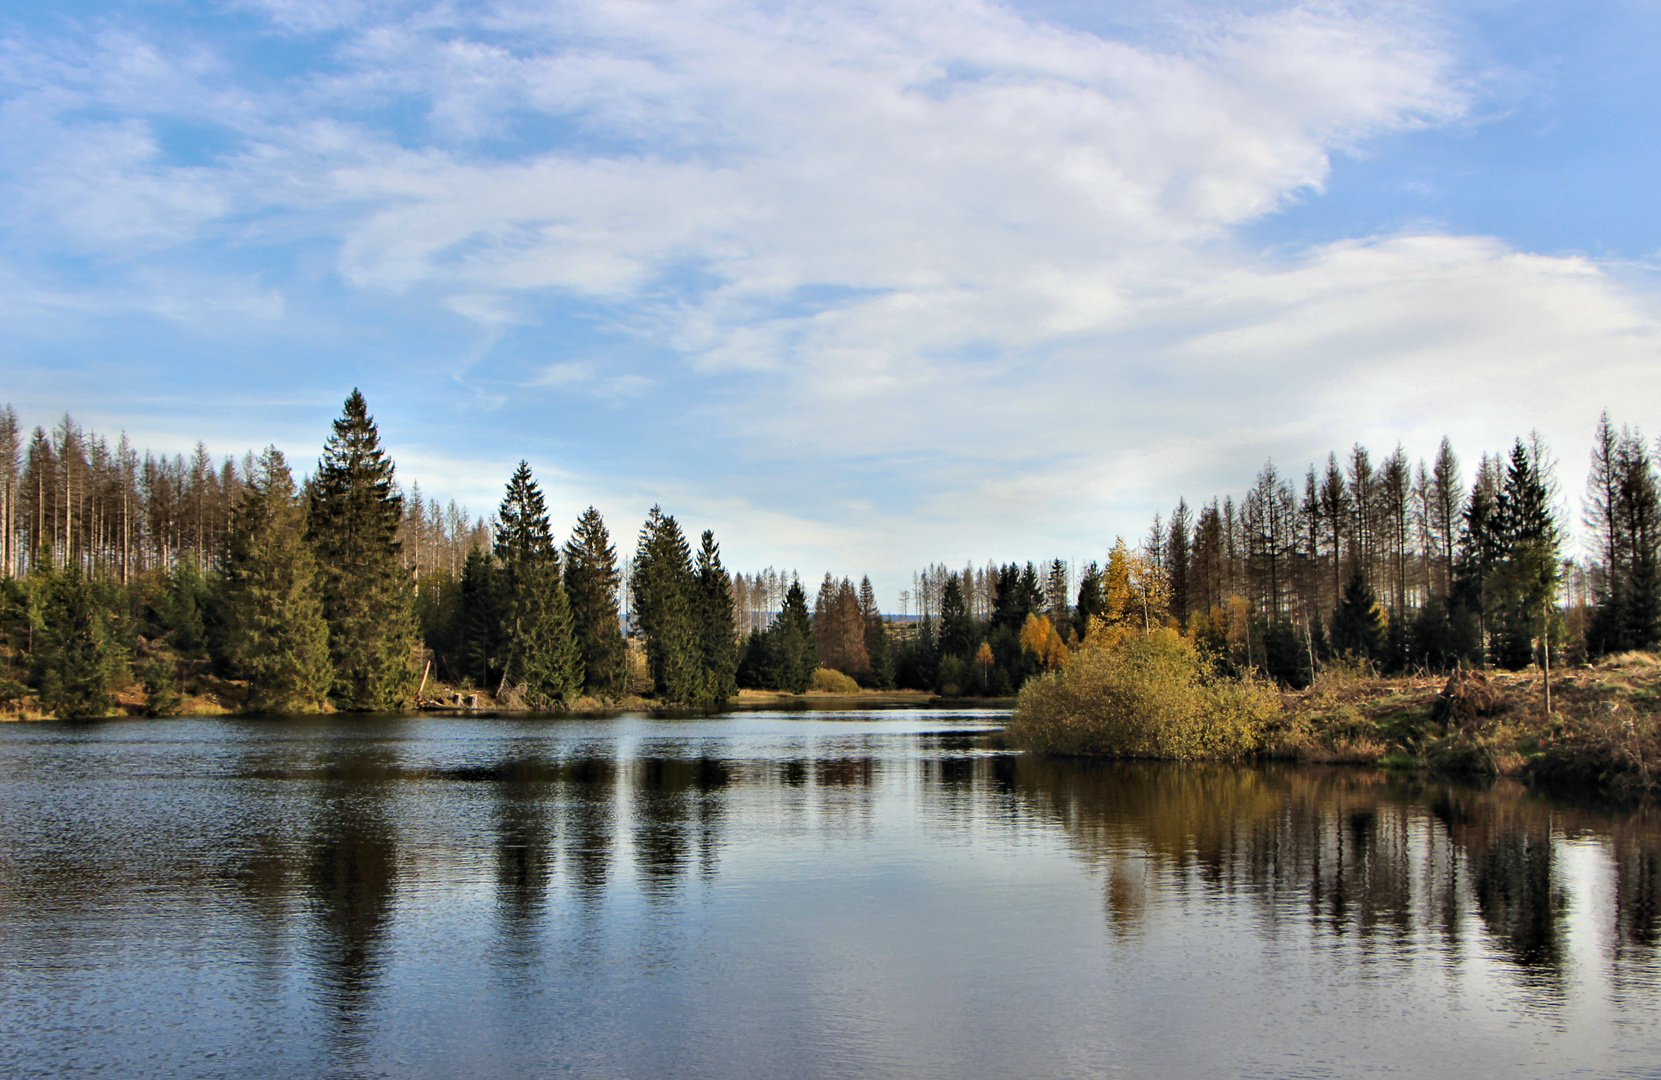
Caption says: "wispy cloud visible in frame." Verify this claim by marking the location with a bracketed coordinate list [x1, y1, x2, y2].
[0, 0, 1651, 594]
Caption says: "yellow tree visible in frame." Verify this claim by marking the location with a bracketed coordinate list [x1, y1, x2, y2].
[1102, 537, 1171, 632]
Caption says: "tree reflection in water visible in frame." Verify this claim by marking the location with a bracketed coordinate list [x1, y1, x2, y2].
[1004, 755, 1661, 1003]
[5, 715, 1661, 1079]
[304, 747, 399, 1072]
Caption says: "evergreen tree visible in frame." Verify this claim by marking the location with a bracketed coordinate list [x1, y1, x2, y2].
[859, 576, 895, 689]
[631, 506, 702, 702]
[1450, 455, 1503, 663]
[494, 462, 580, 708]
[1329, 562, 1383, 662]
[220, 447, 332, 712]
[564, 507, 626, 696]
[939, 574, 976, 659]
[1489, 438, 1562, 669]
[457, 546, 504, 688]
[695, 530, 739, 705]
[770, 578, 817, 693]
[1073, 561, 1105, 640]
[35, 567, 125, 719]
[307, 390, 417, 710]
[151, 555, 208, 654]
[1587, 418, 1661, 655]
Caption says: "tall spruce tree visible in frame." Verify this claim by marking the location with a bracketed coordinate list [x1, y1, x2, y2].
[35, 567, 125, 719]
[770, 578, 817, 693]
[1587, 418, 1661, 654]
[221, 447, 332, 712]
[457, 546, 503, 688]
[631, 506, 701, 702]
[939, 575, 975, 659]
[564, 506, 626, 696]
[494, 462, 580, 708]
[1073, 561, 1105, 640]
[695, 530, 739, 706]
[1489, 438, 1562, 669]
[307, 390, 418, 710]
[858, 575, 895, 689]
[1329, 562, 1383, 662]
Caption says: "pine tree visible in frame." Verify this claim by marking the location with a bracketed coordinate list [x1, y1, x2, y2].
[221, 447, 332, 712]
[494, 462, 580, 708]
[564, 507, 626, 696]
[35, 567, 125, 719]
[695, 530, 738, 705]
[858, 575, 895, 689]
[457, 546, 503, 688]
[307, 390, 418, 710]
[770, 578, 817, 693]
[1490, 438, 1562, 669]
[1073, 561, 1104, 640]
[938, 574, 975, 659]
[631, 506, 701, 702]
[1329, 562, 1383, 662]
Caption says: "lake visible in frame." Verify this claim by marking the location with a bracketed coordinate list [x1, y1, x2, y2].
[2, 709, 1659, 1079]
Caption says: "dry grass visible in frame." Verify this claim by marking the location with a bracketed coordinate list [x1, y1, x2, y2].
[1273, 652, 1661, 799]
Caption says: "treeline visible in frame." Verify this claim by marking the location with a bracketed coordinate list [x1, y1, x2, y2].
[0, 392, 423, 716]
[5, 393, 1656, 716]
[0, 392, 755, 716]
[833, 414, 1657, 698]
[0, 406, 489, 582]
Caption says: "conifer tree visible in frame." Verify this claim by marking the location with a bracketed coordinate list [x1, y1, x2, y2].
[221, 447, 332, 712]
[695, 530, 738, 705]
[1489, 438, 1562, 669]
[307, 390, 417, 710]
[564, 507, 626, 696]
[631, 506, 701, 702]
[939, 575, 975, 659]
[457, 546, 503, 688]
[35, 567, 125, 719]
[858, 575, 895, 689]
[1073, 561, 1104, 640]
[494, 462, 580, 708]
[1329, 562, 1383, 661]
[770, 578, 817, 693]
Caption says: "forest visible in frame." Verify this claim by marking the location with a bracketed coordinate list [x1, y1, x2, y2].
[0, 391, 1654, 718]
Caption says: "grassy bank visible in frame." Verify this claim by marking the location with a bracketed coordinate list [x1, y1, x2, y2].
[1267, 653, 1661, 799]
[1009, 634, 1661, 801]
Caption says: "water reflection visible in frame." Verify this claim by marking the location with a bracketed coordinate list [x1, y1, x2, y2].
[305, 741, 400, 1069]
[4, 714, 1661, 1079]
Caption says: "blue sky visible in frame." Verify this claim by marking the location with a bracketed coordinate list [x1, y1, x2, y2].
[2, 0, 1657, 603]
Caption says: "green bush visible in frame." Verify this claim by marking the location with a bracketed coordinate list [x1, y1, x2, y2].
[1006, 627, 1278, 759]
[808, 667, 860, 694]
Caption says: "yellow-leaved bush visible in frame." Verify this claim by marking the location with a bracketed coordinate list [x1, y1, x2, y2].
[1006, 626, 1279, 759]
[808, 667, 861, 694]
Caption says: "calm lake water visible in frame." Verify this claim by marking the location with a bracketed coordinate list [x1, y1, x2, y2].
[2, 709, 1660, 1079]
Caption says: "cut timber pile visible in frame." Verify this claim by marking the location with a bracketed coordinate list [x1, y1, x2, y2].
[1431, 670, 1508, 732]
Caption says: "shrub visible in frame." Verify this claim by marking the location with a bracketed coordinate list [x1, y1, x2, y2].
[808, 667, 860, 694]
[1006, 627, 1278, 759]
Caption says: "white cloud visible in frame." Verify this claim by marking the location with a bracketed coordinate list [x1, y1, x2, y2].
[5, 0, 1657, 591]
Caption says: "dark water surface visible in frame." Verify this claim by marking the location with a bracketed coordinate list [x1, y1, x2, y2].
[3, 710, 1661, 1079]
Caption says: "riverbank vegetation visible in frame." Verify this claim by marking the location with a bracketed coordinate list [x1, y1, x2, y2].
[1, 393, 1658, 772]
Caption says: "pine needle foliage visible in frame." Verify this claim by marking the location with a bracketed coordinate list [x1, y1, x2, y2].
[564, 506, 626, 695]
[494, 462, 581, 708]
[221, 447, 332, 713]
[457, 546, 503, 688]
[631, 506, 702, 703]
[307, 390, 417, 710]
[35, 567, 126, 719]
[695, 530, 739, 706]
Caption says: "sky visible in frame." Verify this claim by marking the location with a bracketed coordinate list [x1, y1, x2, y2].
[1, 0, 1658, 604]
